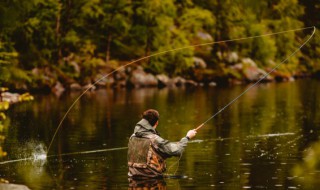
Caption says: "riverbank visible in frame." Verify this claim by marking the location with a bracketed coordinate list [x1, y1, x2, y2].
[18, 56, 318, 96]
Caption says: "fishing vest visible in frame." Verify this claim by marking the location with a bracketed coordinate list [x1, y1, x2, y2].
[127, 134, 166, 175]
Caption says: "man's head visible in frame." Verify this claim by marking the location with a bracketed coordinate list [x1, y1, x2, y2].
[142, 109, 159, 127]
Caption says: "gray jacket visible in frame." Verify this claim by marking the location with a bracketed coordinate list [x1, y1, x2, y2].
[132, 119, 189, 158]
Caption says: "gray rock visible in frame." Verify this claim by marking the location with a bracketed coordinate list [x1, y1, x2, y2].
[208, 82, 217, 87]
[241, 58, 257, 67]
[172, 76, 186, 86]
[1, 92, 20, 104]
[156, 74, 175, 87]
[52, 82, 65, 96]
[243, 66, 272, 82]
[196, 31, 213, 41]
[0, 183, 31, 190]
[185, 80, 198, 86]
[128, 68, 158, 87]
[226, 52, 239, 63]
[70, 83, 82, 91]
[193, 57, 207, 69]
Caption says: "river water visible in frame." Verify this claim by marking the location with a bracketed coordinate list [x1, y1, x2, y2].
[0, 79, 319, 189]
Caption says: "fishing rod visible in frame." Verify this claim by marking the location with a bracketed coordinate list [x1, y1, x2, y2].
[195, 26, 316, 132]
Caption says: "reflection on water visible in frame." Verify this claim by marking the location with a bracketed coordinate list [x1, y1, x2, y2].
[0, 79, 319, 189]
[128, 178, 167, 190]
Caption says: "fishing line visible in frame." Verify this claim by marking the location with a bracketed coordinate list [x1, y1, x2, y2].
[47, 147, 128, 157]
[0, 132, 301, 165]
[47, 26, 315, 154]
[195, 26, 316, 131]
[166, 152, 183, 176]
[0, 147, 128, 165]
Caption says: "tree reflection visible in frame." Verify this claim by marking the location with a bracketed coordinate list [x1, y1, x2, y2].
[0, 101, 8, 158]
[293, 141, 320, 189]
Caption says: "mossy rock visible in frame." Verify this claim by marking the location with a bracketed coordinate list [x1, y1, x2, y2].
[19, 93, 34, 102]
[0, 113, 6, 122]
[0, 147, 7, 157]
[0, 87, 8, 92]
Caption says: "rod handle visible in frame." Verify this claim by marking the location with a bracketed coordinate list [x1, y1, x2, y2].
[195, 123, 204, 131]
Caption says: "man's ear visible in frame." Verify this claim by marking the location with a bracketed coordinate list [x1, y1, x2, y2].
[154, 121, 159, 128]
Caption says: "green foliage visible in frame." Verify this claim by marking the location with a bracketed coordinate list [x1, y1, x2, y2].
[248, 24, 277, 67]
[0, 0, 318, 89]
[0, 102, 9, 112]
[293, 141, 320, 188]
[0, 41, 31, 86]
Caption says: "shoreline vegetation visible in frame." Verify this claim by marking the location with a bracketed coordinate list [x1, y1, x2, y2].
[4, 53, 320, 96]
[0, 1, 319, 95]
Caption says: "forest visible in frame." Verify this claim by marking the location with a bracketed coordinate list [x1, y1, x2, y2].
[0, 0, 319, 91]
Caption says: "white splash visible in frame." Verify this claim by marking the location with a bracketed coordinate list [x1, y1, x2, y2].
[33, 153, 47, 161]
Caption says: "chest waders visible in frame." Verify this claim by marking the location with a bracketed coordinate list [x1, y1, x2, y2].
[128, 134, 166, 176]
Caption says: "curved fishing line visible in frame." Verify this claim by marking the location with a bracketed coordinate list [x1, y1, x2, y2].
[195, 26, 316, 131]
[47, 26, 315, 153]
[166, 152, 183, 176]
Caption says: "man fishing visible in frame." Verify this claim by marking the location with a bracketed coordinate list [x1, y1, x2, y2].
[127, 109, 197, 179]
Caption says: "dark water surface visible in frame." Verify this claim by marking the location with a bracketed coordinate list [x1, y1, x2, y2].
[1, 79, 319, 189]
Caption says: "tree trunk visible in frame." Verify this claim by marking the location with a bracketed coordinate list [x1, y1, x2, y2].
[145, 27, 151, 64]
[106, 34, 112, 64]
[56, 1, 62, 65]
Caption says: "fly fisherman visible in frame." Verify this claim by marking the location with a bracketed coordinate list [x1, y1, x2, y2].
[127, 109, 197, 179]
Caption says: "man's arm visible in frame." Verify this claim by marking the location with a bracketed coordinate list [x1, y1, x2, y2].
[153, 130, 197, 157]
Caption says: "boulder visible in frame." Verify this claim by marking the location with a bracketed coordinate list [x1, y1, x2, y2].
[52, 82, 65, 96]
[172, 76, 186, 87]
[82, 83, 96, 91]
[185, 79, 198, 87]
[94, 74, 115, 88]
[1, 92, 20, 104]
[226, 52, 239, 63]
[128, 67, 158, 87]
[243, 66, 272, 82]
[208, 82, 217, 87]
[156, 74, 175, 87]
[70, 83, 82, 91]
[242, 58, 257, 67]
[0, 183, 30, 190]
[268, 69, 293, 82]
[241, 58, 273, 82]
[193, 57, 207, 69]
[196, 31, 213, 41]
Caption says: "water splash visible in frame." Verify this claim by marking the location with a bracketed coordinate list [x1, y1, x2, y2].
[32, 144, 47, 161]
[0, 141, 47, 165]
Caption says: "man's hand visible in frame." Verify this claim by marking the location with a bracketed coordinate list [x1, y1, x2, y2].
[186, 129, 197, 140]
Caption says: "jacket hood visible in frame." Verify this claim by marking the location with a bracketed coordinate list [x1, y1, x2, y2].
[134, 119, 158, 137]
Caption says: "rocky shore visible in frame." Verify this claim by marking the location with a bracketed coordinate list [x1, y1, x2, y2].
[50, 55, 309, 94]
[0, 183, 30, 190]
[3, 51, 317, 96]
